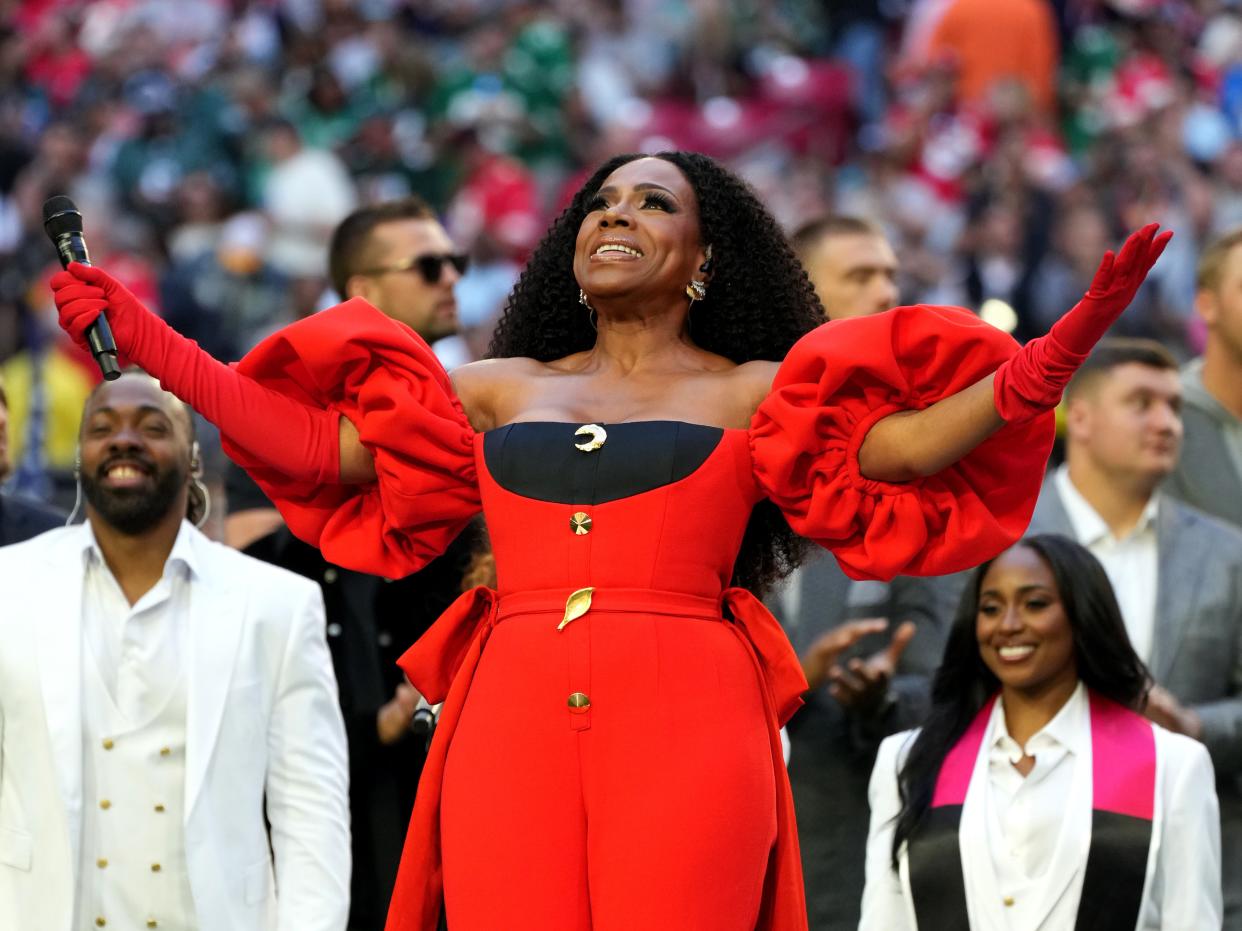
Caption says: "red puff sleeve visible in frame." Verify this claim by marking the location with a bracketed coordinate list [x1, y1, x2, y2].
[749, 305, 1054, 582]
[224, 298, 481, 579]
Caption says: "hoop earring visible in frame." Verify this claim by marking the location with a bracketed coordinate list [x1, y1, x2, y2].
[192, 475, 212, 529]
[686, 279, 707, 302]
[64, 447, 83, 526]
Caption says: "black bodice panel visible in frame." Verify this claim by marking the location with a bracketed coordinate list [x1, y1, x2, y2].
[482, 421, 724, 504]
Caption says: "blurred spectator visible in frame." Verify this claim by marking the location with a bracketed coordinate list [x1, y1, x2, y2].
[0, 369, 64, 544]
[1166, 229, 1242, 527]
[789, 215, 897, 320]
[1029, 340, 1242, 928]
[771, 216, 955, 931]
[258, 117, 356, 280]
[921, 0, 1059, 115]
[160, 212, 291, 363]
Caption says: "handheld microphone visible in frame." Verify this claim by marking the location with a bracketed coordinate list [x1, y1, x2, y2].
[410, 696, 441, 748]
[42, 195, 120, 381]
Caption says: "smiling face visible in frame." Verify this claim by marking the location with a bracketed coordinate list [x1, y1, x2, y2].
[573, 157, 708, 307]
[79, 374, 192, 535]
[976, 544, 1078, 698]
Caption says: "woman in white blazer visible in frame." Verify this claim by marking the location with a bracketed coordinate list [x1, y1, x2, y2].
[860, 534, 1222, 931]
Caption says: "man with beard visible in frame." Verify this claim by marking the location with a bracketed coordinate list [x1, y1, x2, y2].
[0, 370, 65, 545]
[0, 370, 350, 931]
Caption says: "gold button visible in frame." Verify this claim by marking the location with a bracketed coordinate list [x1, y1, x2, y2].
[324, 568, 338, 583]
[1003, 896, 1015, 907]
[99, 799, 111, 810]
[96, 919, 106, 927]
[154, 804, 166, 813]
[102, 739, 114, 750]
[151, 863, 161, 872]
[159, 747, 171, 756]
[147, 921, 158, 929]
[570, 512, 592, 535]
[568, 692, 590, 714]
[97, 858, 108, 869]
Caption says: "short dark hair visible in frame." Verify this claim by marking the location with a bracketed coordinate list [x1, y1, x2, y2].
[789, 215, 886, 262]
[1064, 338, 1179, 402]
[328, 197, 438, 297]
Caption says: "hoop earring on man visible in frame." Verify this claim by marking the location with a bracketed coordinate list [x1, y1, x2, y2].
[189, 442, 212, 529]
[65, 448, 83, 526]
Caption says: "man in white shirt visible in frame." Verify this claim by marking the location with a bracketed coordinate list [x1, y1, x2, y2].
[1028, 338, 1242, 928]
[0, 371, 350, 931]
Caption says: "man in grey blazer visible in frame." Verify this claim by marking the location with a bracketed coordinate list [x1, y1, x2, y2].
[1028, 339, 1242, 928]
[772, 216, 956, 930]
[1165, 229, 1242, 527]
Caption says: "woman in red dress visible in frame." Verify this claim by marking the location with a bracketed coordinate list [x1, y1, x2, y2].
[51, 151, 1168, 931]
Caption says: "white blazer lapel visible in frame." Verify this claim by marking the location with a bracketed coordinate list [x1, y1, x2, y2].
[959, 710, 1011, 931]
[184, 538, 245, 818]
[36, 532, 87, 863]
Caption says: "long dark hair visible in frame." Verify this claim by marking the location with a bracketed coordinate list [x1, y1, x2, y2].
[488, 151, 824, 594]
[891, 534, 1152, 868]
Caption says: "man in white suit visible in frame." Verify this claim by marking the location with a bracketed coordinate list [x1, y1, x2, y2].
[0, 371, 350, 930]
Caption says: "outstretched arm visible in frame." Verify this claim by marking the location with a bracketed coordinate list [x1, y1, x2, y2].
[52, 263, 377, 484]
[858, 224, 1171, 483]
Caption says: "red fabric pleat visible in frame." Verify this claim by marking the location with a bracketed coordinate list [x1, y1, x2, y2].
[749, 306, 1055, 581]
[225, 299, 481, 579]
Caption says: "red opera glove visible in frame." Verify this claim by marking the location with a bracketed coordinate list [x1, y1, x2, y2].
[993, 223, 1173, 423]
[50, 262, 340, 483]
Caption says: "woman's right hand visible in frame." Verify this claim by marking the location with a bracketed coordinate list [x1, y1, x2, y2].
[50, 262, 147, 355]
[48, 261, 341, 485]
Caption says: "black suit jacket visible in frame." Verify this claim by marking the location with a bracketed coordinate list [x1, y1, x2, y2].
[0, 492, 65, 547]
[229, 464, 476, 930]
[769, 553, 960, 931]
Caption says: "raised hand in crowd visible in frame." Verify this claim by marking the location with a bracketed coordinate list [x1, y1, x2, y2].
[827, 620, 917, 715]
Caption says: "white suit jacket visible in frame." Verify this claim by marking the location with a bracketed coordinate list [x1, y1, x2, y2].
[860, 711, 1222, 930]
[0, 523, 351, 931]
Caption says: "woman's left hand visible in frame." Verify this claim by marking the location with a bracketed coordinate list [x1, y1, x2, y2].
[993, 223, 1173, 424]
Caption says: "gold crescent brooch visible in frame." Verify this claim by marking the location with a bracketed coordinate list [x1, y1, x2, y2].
[574, 423, 607, 452]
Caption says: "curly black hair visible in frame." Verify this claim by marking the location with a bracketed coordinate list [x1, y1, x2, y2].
[488, 151, 825, 594]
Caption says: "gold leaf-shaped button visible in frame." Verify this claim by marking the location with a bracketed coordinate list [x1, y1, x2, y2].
[558, 586, 594, 631]
[573, 424, 607, 452]
[570, 512, 592, 535]
[568, 692, 591, 713]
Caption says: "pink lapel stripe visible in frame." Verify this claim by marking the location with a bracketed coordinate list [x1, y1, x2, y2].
[931, 695, 997, 808]
[1088, 693, 1156, 820]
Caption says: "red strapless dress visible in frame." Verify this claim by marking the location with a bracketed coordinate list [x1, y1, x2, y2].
[224, 299, 1052, 931]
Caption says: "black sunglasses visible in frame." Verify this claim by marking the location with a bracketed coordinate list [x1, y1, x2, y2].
[360, 252, 470, 284]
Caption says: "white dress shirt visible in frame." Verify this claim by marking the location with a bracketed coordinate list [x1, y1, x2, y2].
[987, 684, 1085, 889]
[1054, 466, 1159, 662]
[81, 522, 195, 724]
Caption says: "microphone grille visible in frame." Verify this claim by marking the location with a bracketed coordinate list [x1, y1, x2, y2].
[43, 195, 84, 236]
